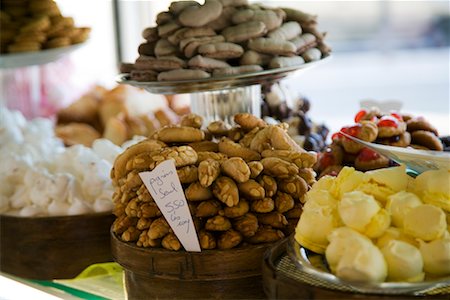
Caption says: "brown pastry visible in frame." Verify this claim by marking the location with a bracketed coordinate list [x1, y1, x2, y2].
[55, 123, 100, 147]
[406, 116, 439, 136]
[354, 148, 390, 171]
[410, 130, 444, 151]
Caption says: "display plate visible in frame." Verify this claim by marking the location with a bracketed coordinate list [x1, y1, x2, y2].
[287, 237, 450, 296]
[0, 43, 86, 69]
[117, 55, 331, 94]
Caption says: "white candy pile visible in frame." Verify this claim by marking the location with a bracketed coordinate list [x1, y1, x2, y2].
[0, 107, 144, 217]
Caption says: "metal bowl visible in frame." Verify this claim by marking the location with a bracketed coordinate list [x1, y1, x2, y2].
[287, 236, 450, 296]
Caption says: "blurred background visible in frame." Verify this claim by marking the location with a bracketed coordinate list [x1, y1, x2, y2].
[2, 0, 449, 134]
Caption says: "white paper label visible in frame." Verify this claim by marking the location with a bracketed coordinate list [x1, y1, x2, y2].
[139, 160, 201, 252]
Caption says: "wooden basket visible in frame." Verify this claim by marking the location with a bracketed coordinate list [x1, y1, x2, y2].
[0, 212, 114, 280]
[111, 230, 271, 299]
[262, 238, 449, 300]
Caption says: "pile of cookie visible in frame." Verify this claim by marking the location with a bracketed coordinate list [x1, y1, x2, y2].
[0, 0, 90, 54]
[121, 0, 331, 82]
[315, 108, 444, 176]
[111, 113, 317, 250]
[56, 85, 189, 147]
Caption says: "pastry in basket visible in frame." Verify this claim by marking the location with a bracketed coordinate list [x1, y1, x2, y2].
[295, 165, 450, 283]
[111, 113, 316, 251]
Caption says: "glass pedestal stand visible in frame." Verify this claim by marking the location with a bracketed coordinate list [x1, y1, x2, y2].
[117, 56, 331, 123]
[190, 84, 261, 125]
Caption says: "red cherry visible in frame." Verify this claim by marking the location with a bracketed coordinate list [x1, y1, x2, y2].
[331, 132, 343, 141]
[358, 147, 380, 162]
[354, 109, 367, 123]
[390, 112, 402, 121]
[377, 116, 399, 128]
[319, 150, 335, 169]
[346, 124, 362, 137]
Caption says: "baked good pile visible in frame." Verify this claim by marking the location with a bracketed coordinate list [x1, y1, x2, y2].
[111, 113, 317, 250]
[315, 108, 444, 176]
[295, 165, 450, 282]
[122, 0, 331, 81]
[56, 85, 189, 147]
[0, 0, 90, 54]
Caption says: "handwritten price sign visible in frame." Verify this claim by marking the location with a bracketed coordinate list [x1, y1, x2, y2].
[139, 160, 201, 252]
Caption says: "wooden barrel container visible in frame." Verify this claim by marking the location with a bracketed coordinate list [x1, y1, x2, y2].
[262, 238, 449, 300]
[0, 212, 114, 280]
[111, 231, 270, 299]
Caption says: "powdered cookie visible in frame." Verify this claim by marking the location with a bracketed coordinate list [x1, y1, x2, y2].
[180, 35, 225, 58]
[206, 6, 236, 31]
[142, 27, 159, 42]
[169, 1, 200, 15]
[240, 50, 271, 66]
[157, 69, 211, 81]
[188, 55, 230, 71]
[268, 21, 302, 40]
[168, 27, 216, 45]
[222, 21, 267, 43]
[212, 65, 263, 77]
[248, 37, 296, 56]
[302, 47, 322, 62]
[197, 42, 244, 59]
[178, 0, 223, 28]
[290, 33, 317, 54]
[231, 9, 283, 31]
[138, 42, 156, 56]
[157, 21, 180, 38]
[268, 56, 305, 69]
[154, 39, 178, 57]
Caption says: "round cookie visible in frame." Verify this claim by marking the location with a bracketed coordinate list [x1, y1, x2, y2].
[406, 117, 438, 136]
[377, 115, 407, 138]
[377, 131, 411, 148]
[354, 148, 389, 171]
[410, 130, 443, 151]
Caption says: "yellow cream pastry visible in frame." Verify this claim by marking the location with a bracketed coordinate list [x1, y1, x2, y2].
[403, 204, 447, 241]
[414, 169, 450, 212]
[329, 167, 364, 199]
[386, 191, 422, 228]
[310, 175, 335, 192]
[380, 240, 424, 282]
[338, 191, 390, 238]
[376, 227, 418, 248]
[330, 229, 388, 283]
[419, 238, 450, 276]
[356, 165, 408, 204]
[326, 227, 373, 273]
[295, 190, 341, 254]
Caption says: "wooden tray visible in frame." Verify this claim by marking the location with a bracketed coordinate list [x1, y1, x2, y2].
[0, 213, 114, 280]
[262, 238, 449, 299]
[111, 230, 271, 299]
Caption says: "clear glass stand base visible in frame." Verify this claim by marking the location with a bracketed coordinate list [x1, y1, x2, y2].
[189, 84, 261, 125]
